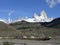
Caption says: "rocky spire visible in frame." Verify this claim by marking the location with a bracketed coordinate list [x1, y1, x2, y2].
[33, 13, 39, 20]
[40, 10, 48, 19]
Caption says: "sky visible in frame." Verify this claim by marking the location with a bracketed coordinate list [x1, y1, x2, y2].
[0, 0, 60, 21]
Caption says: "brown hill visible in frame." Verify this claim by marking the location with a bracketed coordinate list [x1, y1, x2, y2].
[0, 21, 22, 37]
[9, 18, 60, 37]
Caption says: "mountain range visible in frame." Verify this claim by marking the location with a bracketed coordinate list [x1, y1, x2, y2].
[9, 17, 60, 37]
[14, 10, 54, 23]
[0, 10, 59, 38]
[0, 10, 54, 23]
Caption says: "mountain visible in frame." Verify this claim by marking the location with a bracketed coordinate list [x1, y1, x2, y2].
[0, 10, 54, 23]
[9, 17, 60, 37]
[0, 21, 14, 31]
[0, 21, 22, 37]
[41, 17, 60, 28]
[0, 17, 59, 38]
[12, 10, 54, 23]
[0, 18, 7, 23]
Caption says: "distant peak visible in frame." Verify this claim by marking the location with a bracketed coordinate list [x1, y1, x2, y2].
[0, 10, 54, 23]
[33, 13, 39, 20]
[40, 10, 48, 19]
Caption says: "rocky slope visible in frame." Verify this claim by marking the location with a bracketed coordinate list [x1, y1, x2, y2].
[9, 17, 60, 37]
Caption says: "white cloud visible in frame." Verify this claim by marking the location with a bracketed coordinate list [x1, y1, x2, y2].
[57, 0, 60, 3]
[46, 0, 60, 8]
[8, 10, 13, 16]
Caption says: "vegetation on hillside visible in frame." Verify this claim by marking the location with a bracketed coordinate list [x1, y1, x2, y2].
[0, 18, 60, 39]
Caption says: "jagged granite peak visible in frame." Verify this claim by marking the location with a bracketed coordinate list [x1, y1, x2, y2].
[32, 10, 54, 22]
[0, 10, 54, 23]
[33, 13, 40, 20]
[32, 13, 40, 22]
[40, 10, 48, 19]
[13, 10, 54, 23]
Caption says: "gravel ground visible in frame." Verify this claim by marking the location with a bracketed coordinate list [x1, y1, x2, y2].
[0, 39, 60, 45]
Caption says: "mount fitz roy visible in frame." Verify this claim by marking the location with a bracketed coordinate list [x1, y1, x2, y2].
[14, 10, 54, 23]
[0, 10, 60, 37]
[0, 10, 54, 23]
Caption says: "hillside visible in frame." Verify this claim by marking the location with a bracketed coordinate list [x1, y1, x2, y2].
[9, 18, 60, 37]
[41, 17, 60, 28]
[0, 21, 22, 37]
[0, 17, 60, 38]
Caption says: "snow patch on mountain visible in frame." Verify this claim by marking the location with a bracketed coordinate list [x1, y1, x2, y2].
[14, 10, 54, 23]
[0, 18, 7, 23]
[0, 10, 54, 23]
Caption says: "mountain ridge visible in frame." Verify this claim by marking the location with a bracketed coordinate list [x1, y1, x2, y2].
[9, 17, 60, 37]
[0, 17, 59, 37]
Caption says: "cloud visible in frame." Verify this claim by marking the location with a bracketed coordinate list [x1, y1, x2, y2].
[8, 10, 13, 16]
[46, 0, 60, 8]
[57, 0, 60, 3]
